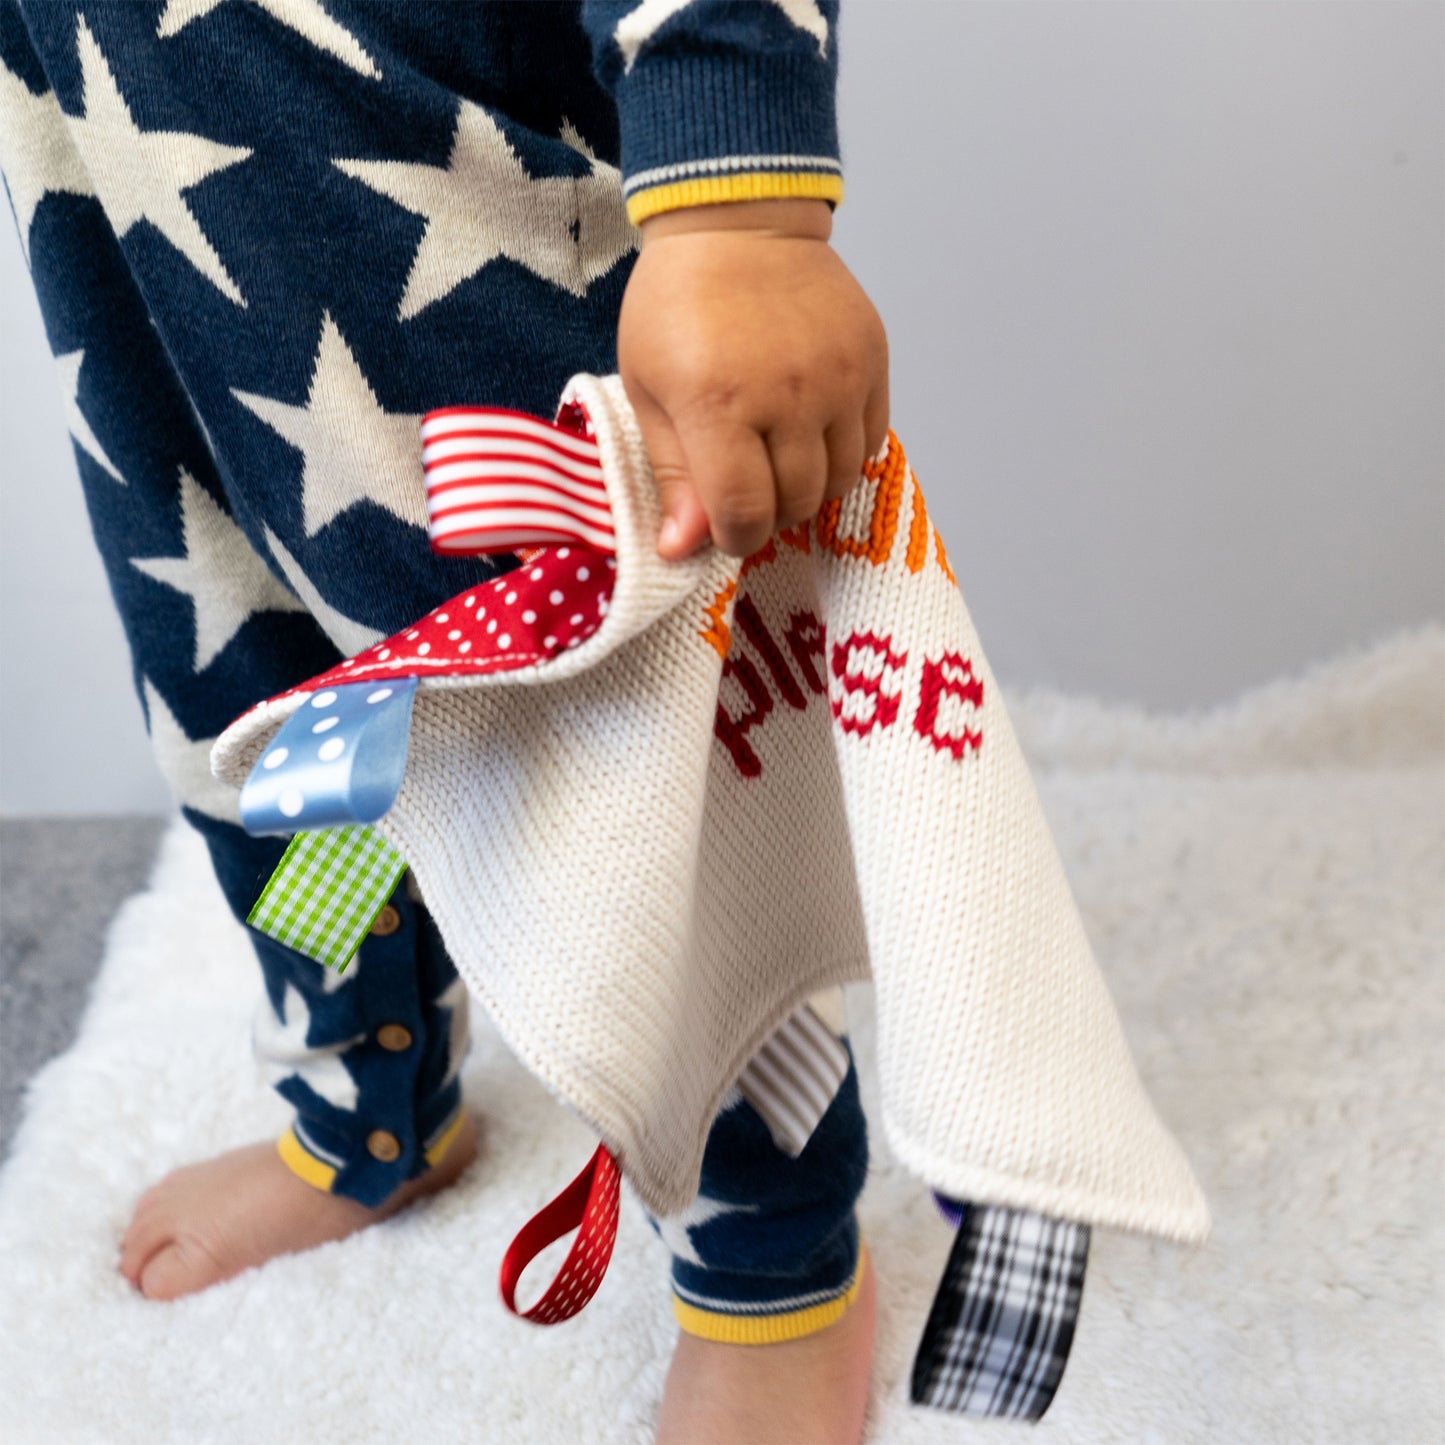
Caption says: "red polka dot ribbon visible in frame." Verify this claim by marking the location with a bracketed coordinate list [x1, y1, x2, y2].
[499, 1144, 622, 1325]
[260, 543, 618, 709]
[245, 402, 619, 717]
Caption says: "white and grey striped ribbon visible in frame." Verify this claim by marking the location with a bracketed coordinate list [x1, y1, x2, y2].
[735, 1003, 850, 1157]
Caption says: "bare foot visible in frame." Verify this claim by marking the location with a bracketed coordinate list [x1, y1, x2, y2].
[118, 1111, 478, 1301]
[655, 1248, 877, 1445]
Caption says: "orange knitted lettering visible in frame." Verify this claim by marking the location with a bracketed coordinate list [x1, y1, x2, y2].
[741, 539, 777, 576]
[700, 580, 737, 659]
[905, 466, 930, 574]
[934, 527, 957, 586]
[815, 431, 907, 567]
[776, 520, 812, 554]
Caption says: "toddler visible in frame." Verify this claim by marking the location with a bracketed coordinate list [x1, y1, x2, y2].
[2, 2, 886, 1440]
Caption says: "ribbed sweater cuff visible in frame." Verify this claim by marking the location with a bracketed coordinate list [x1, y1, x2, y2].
[615, 52, 842, 225]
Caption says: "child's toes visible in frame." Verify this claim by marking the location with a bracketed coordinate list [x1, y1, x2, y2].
[138, 1235, 226, 1300]
[118, 1215, 170, 1287]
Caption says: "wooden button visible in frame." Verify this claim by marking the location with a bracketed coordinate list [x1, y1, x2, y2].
[366, 1129, 401, 1163]
[369, 905, 401, 937]
[376, 1023, 413, 1052]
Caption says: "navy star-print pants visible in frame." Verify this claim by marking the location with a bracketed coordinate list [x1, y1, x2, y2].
[2, 0, 870, 1316]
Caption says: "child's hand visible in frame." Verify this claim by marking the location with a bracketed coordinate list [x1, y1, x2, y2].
[618, 198, 890, 560]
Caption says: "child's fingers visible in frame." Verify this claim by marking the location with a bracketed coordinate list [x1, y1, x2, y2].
[631, 384, 712, 559]
[765, 424, 831, 529]
[823, 415, 869, 501]
[681, 419, 777, 558]
[864, 374, 891, 464]
[658, 491, 713, 559]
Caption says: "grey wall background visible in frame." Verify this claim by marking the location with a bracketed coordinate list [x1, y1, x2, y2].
[2, 0, 1441, 816]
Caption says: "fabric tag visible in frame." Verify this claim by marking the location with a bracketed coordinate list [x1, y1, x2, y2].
[911, 1202, 1089, 1421]
[421, 405, 614, 555]
[247, 825, 408, 972]
[235, 544, 616, 716]
[735, 1004, 850, 1157]
[499, 1144, 621, 1325]
[239, 677, 418, 836]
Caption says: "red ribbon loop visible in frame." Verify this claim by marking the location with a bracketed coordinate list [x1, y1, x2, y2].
[499, 1143, 622, 1325]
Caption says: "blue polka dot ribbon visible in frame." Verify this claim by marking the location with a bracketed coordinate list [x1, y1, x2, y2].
[239, 676, 419, 837]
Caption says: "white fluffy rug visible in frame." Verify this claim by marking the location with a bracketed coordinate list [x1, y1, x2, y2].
[2, 625, 1441, 1444]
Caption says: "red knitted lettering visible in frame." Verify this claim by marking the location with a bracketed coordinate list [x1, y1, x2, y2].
[783, 610, 827, 695]
[735, 595, 806, 710]
[830, 630, 907, 736]
[915, 652, 984, 758]
[714, 651, 774, 777]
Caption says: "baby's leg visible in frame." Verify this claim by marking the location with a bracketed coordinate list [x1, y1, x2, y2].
[1, 9, 504, 1299]
[119, 817, 477, 1299]
[653, 1031, 874, 1445]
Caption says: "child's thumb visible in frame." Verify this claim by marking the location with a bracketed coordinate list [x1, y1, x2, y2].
[631, 390, 712, 559]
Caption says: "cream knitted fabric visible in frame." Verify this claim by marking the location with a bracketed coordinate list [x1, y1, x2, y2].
[213, 373, 1210, 1242]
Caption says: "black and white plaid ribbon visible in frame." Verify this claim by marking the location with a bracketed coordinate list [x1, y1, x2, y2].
[911, 1201, 1090, 1422]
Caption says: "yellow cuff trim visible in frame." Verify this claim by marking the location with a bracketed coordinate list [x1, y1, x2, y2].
[626, 171, 844, 226]
[672, 1242, 867, 1345]
[277, 1110, 463, 1194]
[276, 1125, 337, 1193]
[424, 1108, 467, 1167]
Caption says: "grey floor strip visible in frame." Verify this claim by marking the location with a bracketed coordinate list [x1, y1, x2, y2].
[0, 816, 168, 1160]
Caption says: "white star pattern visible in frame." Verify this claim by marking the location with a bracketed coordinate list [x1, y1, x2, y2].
[654, 1191, 757, 1268]
[253, 981, 364, 1111]
[53, 349, 124, 483]
[156, 0, 381, 79]
[319, 948, 358, 992]
[261, 524, 385, 657]
[67, 16, 251, 303]
[233, 313, 428, 536]
[130, 468, 307, 671]
[140, 676, 240, 822]
[0, 58, 95, 261]
[614, 0, 828, 73]
[434, 975, 470, 1090]
[334, 105, 635, 319]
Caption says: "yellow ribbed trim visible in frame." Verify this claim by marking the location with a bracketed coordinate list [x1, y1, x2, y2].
[424, 1108, 466, 1167]
[276, 1125, 337, 1192]
[626, 170, 844, 226]
[672, 1242, 867, 1345]
[277, 1111, 462, 1195]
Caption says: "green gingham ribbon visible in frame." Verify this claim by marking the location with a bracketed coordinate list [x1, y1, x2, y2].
[247, 825, 408, 972]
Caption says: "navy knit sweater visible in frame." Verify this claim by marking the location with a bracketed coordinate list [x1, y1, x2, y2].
[578, 0, 842, 223]
[0, 0, 845, 735]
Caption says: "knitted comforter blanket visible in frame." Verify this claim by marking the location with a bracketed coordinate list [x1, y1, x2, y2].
[212, 372, 1209, 1242]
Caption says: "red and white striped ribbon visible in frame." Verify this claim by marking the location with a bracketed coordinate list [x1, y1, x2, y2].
[421, 405, 615, 556]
